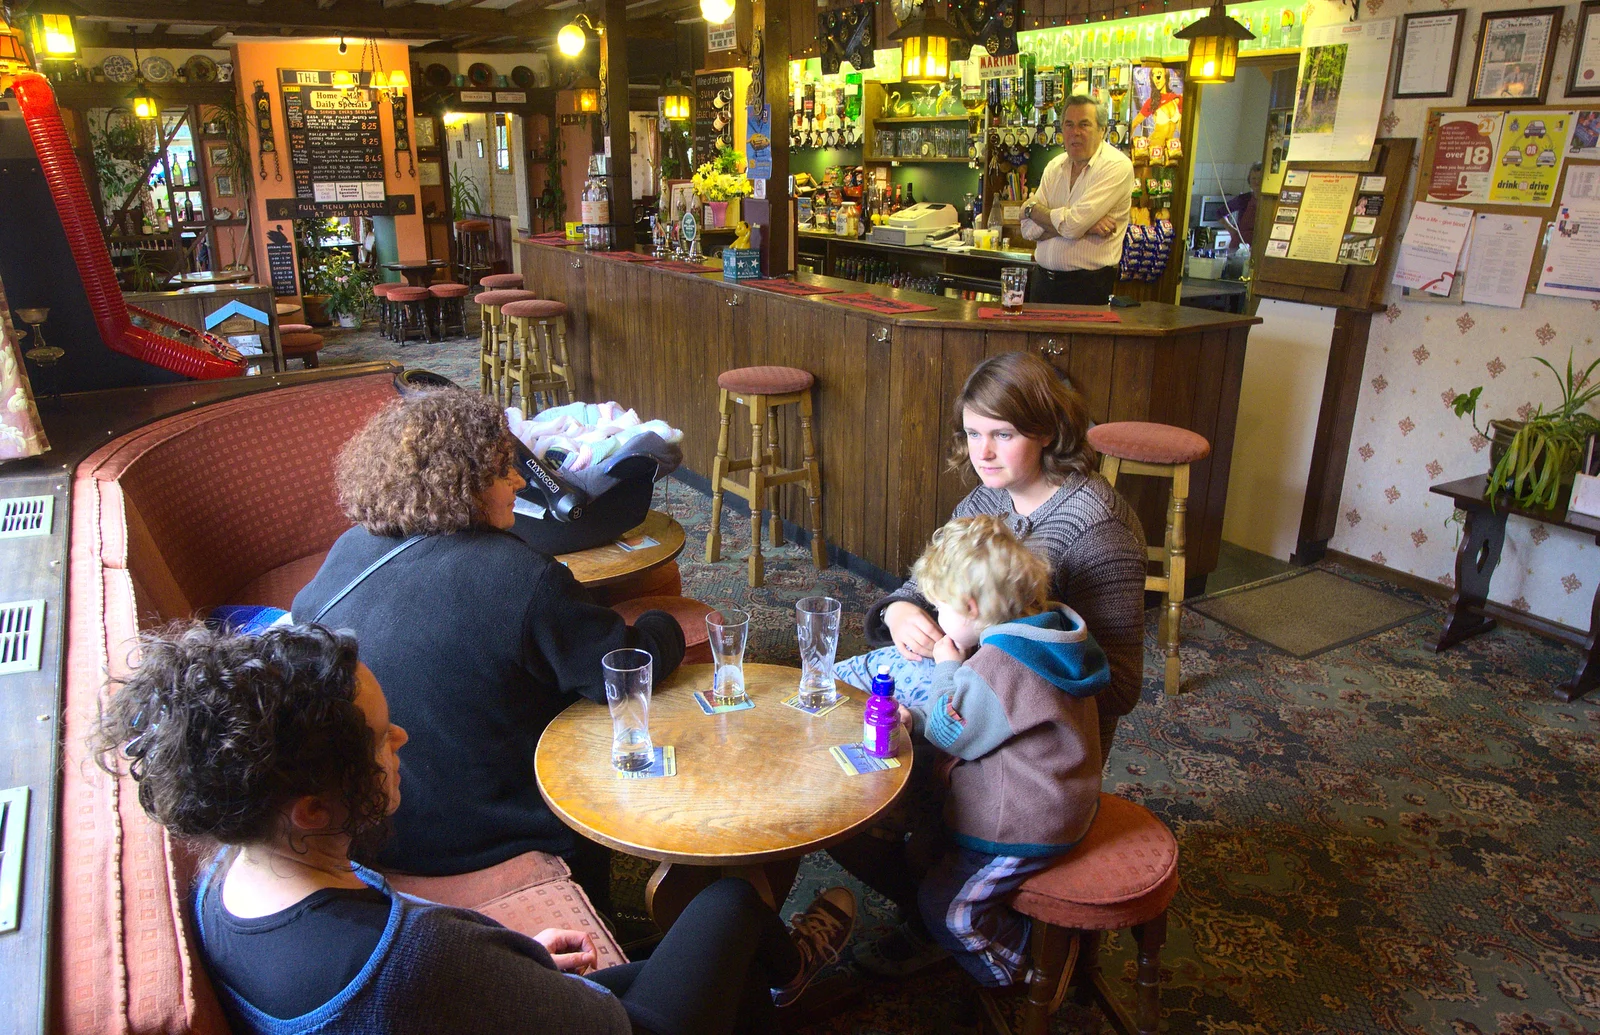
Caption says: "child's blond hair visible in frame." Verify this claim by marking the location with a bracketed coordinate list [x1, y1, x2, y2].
[910, 515, 1049, 630]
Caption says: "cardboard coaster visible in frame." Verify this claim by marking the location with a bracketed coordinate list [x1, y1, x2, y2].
[781, 693, 846, 717]
[693, 690, 755, 715]
[830, 742, 902, 775]
[616, 745, 675, 778]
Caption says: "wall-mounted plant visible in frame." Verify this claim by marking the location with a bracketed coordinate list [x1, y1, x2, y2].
[1453, 348, 1600, 510]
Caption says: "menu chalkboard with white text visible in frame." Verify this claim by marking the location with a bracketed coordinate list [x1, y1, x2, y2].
[278, 69, 387, 216]
[694, 71, 735, 161]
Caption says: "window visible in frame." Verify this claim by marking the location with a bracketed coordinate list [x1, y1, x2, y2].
[494, 114, 511, 172]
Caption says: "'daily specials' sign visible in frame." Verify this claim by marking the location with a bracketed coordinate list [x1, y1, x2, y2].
[279, 69, 387, 216]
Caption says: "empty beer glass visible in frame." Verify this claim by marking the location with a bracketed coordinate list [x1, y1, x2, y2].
[706, 607, 751, 706]
[796, 596, 842, 708]
[603, 648, 654, 771]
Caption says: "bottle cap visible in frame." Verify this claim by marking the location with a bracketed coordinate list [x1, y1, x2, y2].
[870, 664, 894, 696]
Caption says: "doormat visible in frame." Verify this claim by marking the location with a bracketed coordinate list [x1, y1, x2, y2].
[1187, 568, 1432, 659]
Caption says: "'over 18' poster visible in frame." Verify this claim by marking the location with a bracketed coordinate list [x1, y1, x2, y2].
[1426, 112, 1503, 205]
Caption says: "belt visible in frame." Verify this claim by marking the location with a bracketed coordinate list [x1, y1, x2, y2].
[1035, 265, 1117, 279]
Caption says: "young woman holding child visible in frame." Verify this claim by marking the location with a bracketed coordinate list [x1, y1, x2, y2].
[94, 623, 855, 1034]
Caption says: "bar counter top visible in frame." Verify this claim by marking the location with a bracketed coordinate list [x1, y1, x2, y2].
[513, 234, 1259, 336]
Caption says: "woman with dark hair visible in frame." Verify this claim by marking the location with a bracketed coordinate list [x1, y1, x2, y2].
[291, 389, 686, 907]
[833, 350, 1146, 977]
[94, 623, 855, 1034]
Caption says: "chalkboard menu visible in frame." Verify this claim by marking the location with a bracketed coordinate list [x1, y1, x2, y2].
[265, 228, 298, 296]
[279, 69, 387, 216]
[694, 71, 735, 160]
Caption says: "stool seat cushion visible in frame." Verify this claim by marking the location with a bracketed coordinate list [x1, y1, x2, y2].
[456, 219, 492, 232]
[278, 323, 313, 334]
[280, 332, 323, 355]
[429, 282, 471, 298]
[717, 365, 816, 395]
[501, 299, 568, 319]
[387, 286, 431, 302]
[372, 283, 396, 297]
[1010, 794, 1179, 931]
[479, 273, 526, 289]
[1087, 422, 1211, 465]
[475, 289, 539, 307]
[611, 594, 713, 666]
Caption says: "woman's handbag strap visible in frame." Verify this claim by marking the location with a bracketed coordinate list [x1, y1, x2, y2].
[311, 534, 429, 624]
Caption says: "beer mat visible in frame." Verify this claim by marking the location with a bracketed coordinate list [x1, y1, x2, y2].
[693, 690, 756, 715]
[830, 743, 902, 775]
[616, 745, 675, 778]
[645, 259, 721, 274]
[977, 307, 1122, 322]
[743, 278, 842, 296]
[781, 693, 846, 717]
[594, 250, 657, 262]
[615, 534, 659, 553]
[826, 293, 938, 314]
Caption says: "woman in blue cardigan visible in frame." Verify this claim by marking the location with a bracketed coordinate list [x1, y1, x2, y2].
[93, 623, 854, 1035]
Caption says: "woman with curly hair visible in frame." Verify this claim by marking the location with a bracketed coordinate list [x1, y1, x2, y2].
[291, 389, 685, 907]
[94, 624, 856, 1034]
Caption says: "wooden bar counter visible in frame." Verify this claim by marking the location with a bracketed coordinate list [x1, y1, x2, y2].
[517, 236, 1261, 587]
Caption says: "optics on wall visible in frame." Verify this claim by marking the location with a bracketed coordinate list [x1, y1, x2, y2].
[27, 13, 76, 57]
[1172, 0, 1255, 84]
[558, 14, 601, 57]
[700, 0, 734, 26]
[888, 7, 963, 84]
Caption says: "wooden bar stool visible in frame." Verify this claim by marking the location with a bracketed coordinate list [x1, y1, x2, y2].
[429, 282, 471, 338]
[479, 272, 525, 291]
[455, 218, 494, 290]
[980, 793, 1179, 1035]
[279, 329, 323, 369]
[372, 282, 396, 337]
[706, 365, 826, 588]
[1087, 421, 1212, 696]
[386, 286, 434, 345]
[501, 298, 572, 413]
[474, 288, 537, 400]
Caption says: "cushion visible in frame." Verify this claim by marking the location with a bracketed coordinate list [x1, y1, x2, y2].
[1009, 794, 1180, 931]
[373, 283, 396, 298]
[280, 332, 323, 355]
[231, 550, 331, 612]
[429, 282, 471, 298]
[612, 593, 713, 665]
[501, 298, 568, 319]
[1086, 421, 1211, 466]
[386, 286, 431, 302]
[717, 365, 815, 395]
[278, 322, 313, 333]
[479, 273, 526, 290]
[475, 289, 539, 307]
[456, 218, 492, 233]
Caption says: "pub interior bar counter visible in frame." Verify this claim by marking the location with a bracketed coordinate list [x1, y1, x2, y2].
[519, 236, 1260, 586]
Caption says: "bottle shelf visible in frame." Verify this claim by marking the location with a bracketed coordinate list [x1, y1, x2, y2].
[872, 115, 975, 124]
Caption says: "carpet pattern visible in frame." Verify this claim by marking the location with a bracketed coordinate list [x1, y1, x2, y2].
[316, 322, 481, 388]
[1188, 568, 1433, 659]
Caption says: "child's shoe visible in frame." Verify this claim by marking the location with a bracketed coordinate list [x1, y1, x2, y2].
[852, 921, 949, 978]
[773, 887, 856, 1008]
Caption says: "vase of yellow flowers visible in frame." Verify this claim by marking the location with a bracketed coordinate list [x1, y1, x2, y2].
[692, 145, 752, 228]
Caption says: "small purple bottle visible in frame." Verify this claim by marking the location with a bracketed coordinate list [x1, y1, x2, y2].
[863, 664, 899, 758]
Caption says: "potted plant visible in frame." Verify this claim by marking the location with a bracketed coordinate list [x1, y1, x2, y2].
[691, 145, 752, 228]
[1453, 348, 1600, 510]
[323, 251, 375, 328]
[294, 217, 344, 326]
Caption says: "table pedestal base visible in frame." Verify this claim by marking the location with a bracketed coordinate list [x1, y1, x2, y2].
[645, 858, 802, 931]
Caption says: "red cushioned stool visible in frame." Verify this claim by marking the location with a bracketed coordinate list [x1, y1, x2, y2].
[1087, 421, 1211, 696]
[479, 272, 525, 290]
[707, 365, 826, 588]
[610, 594, 714, 665]
[280, 331, 323, 369]
[429, 281, 472, 338]
[372, 282, 396, 337]
[278, 323, 313, 334]
[475, 289, 538, 401]
[980, 793, 1179, 1035]
[387, 285, 434, 345]
[501, 298, 572, 412]
[455, 218, 495, 289]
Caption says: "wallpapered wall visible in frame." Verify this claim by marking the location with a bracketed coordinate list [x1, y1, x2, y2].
[1325, 0, 1599, 631]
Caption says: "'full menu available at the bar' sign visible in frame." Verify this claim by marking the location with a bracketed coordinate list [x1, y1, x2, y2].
[278, 68, 387, 216]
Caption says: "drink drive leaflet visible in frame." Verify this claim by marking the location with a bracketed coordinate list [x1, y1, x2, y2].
[1426, 112, 1503, 205]
[1489, 110, 1574, 206]
[1287, 172, 1359, 263]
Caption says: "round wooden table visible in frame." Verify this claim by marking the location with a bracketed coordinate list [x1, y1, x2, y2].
[555, 510, 685, 588]
[275, 302, 302, 317]
[384, 259, 448, 287]
[536, 663, 911, 928]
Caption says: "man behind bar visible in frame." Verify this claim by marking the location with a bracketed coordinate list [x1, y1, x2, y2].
[1019, 94, 1134, 306]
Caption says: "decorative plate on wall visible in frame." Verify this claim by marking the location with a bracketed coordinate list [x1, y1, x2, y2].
[141, 56, 176, 83]
[511, 65, 534, 88]
[185, 55, 218, 83]
[101, 54, 136, 83]
[467, 62, 494, 88]
[424, 63, 452, 88]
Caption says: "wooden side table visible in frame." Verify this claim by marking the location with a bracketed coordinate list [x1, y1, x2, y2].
[554, 510, 685, 588]
[1430, 475, 1600, 701]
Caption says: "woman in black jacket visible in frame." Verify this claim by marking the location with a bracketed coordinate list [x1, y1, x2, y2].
[293, 389, 685, 908]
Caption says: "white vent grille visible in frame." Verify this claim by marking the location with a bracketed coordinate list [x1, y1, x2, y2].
[0, 600, 44, 676]
[0, 495, 53, 539]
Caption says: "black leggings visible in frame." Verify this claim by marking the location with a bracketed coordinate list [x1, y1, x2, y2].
[586, 878, 802, 1035]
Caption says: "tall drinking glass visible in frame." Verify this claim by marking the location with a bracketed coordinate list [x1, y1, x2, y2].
[603, 648, 654, 771]
[796, 596, 842, 709]
[706, 608, 751, 706]
[1000, 266, 1029, 311]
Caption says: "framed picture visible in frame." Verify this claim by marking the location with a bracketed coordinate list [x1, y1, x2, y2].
[214, 171, 235, 197]
[207, 144, 230, 168]
[1569, 1, 1600, 98]
[414, 115, 437, 149]
[1394, 11, 1466, 99]
[1469, 7, 1562, 105]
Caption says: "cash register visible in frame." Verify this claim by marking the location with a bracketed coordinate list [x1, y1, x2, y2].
[870, 202, 960, 246]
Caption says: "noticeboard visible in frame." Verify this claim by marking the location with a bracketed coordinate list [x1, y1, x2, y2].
[694, 71, 736, 160]
[278, 69, 387, 217]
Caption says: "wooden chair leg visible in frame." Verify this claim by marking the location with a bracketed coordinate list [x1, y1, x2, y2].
[1165, 464, 1189, 696]
[1072, 930, 1100, 1008]
[706, 389, 732, 563]
[1019, 923, 1076, 1035]
[800, 390, 826, 570]
[747, 396, 768, 588]
[767, 414, 783, 547]
[1099, 454, 1122, 486]
[1134, 914, 1167, 1035]
[479, 306, 495, 396]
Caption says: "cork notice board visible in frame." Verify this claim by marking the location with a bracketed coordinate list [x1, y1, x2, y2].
[1415, 106, 1600, 295]
[1253, 137, 1416, 311]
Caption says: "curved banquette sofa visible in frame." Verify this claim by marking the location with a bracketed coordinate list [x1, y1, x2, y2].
[56, 368, 640, 1033]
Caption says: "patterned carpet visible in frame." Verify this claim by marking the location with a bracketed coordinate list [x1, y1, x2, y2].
[323, 325, 1600, 1034]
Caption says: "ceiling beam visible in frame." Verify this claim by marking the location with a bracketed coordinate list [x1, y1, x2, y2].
[502, 0, 546, 16]
[37, 0, 570, 39]
[623, 0, 699, 20]
[208, 25, 230, 42]
[444, 0, 486, 8]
